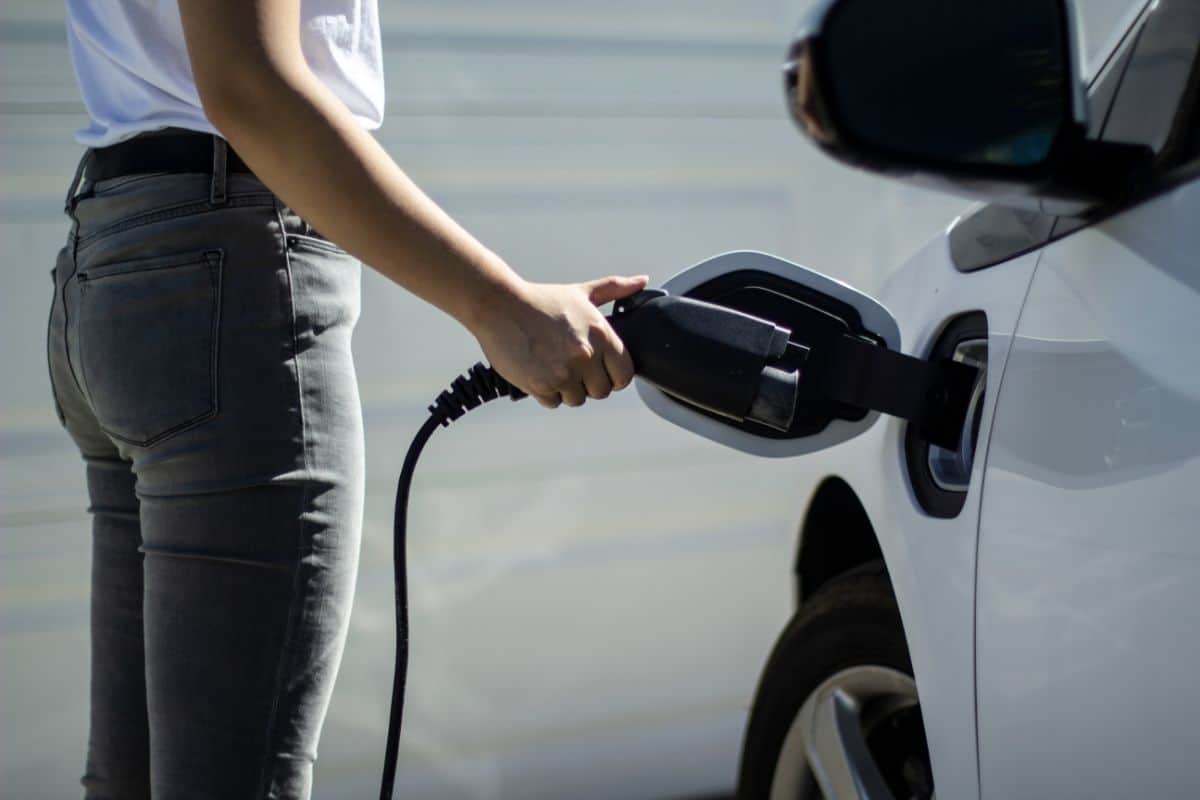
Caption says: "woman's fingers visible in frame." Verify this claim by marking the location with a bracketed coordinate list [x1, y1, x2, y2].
[584, 274, 649, 306]
[582, 357, 614, 400]
[582, 277, 642, 393]
[533, 391, 562, 409]
[559, 382, 588, 407]
[597, 324, 635, 391]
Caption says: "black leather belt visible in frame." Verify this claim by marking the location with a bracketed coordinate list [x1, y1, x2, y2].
[87, 130, 253, 182]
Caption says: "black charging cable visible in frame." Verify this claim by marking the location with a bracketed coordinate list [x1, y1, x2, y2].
[379, 363, 526, 800]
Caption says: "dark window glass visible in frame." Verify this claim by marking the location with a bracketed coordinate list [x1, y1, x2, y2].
[825, 0, 1068, 167]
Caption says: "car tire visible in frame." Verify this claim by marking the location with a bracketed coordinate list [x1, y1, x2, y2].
[737, 561, 933, 800]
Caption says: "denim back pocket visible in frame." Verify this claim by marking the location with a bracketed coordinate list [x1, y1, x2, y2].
[77, 249, 223, 446]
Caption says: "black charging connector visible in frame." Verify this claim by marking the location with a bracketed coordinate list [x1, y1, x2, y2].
[610, 290, 804, 432]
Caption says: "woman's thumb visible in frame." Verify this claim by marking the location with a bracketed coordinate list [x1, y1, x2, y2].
[584, 274, 650, 306]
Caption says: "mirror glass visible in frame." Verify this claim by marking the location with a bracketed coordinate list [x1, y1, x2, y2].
[822, 0, 1070, 168]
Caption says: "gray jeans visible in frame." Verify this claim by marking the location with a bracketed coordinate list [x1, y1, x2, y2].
[47, 146, 365, 799]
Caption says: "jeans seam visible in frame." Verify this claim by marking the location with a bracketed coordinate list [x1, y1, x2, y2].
[284, 232, 350, 257]
[256, 202, 313, 799]
[63, 227, 90, 407]
[76, 193, 275, 252]
[89, 172, 177, 196]
[47, 264, 67, 427]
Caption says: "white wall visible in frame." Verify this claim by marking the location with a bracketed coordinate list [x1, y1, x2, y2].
[0, 2, 1139, 798]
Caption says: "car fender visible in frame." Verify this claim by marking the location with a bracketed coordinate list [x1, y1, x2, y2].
[781, 223, 1040, 800]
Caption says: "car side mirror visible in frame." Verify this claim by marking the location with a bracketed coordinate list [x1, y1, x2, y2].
[784, 0, 1149, 213]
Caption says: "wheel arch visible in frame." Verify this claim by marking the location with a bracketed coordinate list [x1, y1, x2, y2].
[794, 476, 884, 605]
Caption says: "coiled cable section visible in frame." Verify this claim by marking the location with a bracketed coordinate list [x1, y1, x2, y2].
[428, 361, 526, 425]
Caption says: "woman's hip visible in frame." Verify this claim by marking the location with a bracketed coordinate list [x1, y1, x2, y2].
[51, 166, 364, 498]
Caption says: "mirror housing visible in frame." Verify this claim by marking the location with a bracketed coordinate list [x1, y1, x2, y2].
[784, 0, 1149, 214]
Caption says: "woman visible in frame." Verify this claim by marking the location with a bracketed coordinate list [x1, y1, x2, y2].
[48, 1, 646, 797]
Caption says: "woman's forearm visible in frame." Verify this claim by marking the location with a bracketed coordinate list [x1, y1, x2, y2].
[180, 0, 519, 333]
[178, 0, 646, 408]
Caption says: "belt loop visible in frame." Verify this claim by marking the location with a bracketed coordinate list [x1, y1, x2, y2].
[210, 135, 228, 206]
[63, 150, 92, 216]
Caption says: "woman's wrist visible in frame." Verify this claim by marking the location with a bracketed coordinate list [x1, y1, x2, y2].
[453, 254, 529, 337]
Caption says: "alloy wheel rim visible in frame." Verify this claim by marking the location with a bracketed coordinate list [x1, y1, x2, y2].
[768, 665, 932, 800]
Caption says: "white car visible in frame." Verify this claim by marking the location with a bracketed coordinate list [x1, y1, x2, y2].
[627, 1, 1200, 798]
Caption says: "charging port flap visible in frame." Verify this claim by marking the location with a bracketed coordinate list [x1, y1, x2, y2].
[629, 251, 977, 458]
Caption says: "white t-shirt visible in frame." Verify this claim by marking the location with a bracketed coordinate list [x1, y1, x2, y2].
[65, 0, 385, 147]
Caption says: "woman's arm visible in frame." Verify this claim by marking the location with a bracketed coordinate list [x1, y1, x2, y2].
[177, 0, 645, 407]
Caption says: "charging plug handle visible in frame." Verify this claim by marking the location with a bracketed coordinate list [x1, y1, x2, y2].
[610, 289, 978, 450]
[610, 290, 800, 431]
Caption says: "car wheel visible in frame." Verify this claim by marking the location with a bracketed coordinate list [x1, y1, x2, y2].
[737, 562, 934, 800]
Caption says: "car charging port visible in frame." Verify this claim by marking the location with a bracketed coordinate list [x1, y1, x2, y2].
[612, 277, 979, 452]
[904, 311, 989, 518]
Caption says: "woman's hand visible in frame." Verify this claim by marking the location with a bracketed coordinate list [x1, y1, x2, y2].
[472, 275, 649, 408]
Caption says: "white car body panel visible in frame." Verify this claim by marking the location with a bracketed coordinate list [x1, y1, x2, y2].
[809, 233, 1039, 800]
[975, 179, 1200, 798]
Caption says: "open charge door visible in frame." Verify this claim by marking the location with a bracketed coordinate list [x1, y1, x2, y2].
[626, 251, 978, 459]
